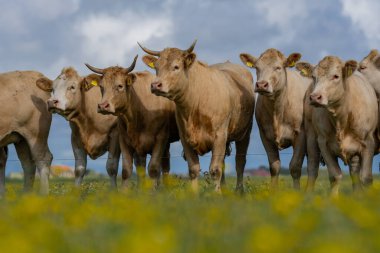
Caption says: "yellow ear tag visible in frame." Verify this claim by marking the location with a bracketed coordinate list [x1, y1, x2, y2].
[347, 68, 353, 76]
[301, 69, 308, 76]
[148, 62, 155, 68]
[246, 62, 254, 68]
[91, 80, 98, 86]
[288, 61, 296, 67]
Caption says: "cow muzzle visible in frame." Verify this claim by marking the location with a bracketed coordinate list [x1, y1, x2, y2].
[255, 80, 272, 95]
[151, 81, 163, 94]
[97, 102, 113, 114]
[309, 93, 324, 106]
[47, 99, 59, 111]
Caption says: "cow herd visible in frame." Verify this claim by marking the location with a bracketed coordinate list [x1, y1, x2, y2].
[1, 40, 380, 195]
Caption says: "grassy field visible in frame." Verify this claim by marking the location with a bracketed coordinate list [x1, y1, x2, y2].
[1, 172, 380, 253]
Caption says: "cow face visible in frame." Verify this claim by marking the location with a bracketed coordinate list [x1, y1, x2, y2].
[85, 56, 138, 115]
[240, 49, 301, 96]
[296, 57, 357, 107]
[36, 67, 100, 118]
[358, 49, 380, 93]
[140, 41, 197, 101]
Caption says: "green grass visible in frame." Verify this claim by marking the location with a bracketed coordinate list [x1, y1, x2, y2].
[1, 172, 380, 253]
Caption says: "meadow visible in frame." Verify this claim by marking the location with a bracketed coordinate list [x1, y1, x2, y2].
[1, 171, 380, 253]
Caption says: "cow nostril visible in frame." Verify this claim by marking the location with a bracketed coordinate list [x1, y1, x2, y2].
[104, 103, 109, 108]
[263, 83, 268, 88]
[157, 83, 162, 88]
[317, 95, 322, 101]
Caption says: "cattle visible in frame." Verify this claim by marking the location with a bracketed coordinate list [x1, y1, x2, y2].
[0, 71, 52, 195]
[36, 68, 121, 188]
[85, 56, 179, 188]
[240, 49, 312, 190]
[358, 49, 380, 143]
[296, 56, 378, 194]
[139, 41, 255, 193]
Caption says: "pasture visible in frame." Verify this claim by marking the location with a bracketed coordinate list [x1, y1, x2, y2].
[1, 172, 380, 253]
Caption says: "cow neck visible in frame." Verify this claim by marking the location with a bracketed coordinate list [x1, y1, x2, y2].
[271, 74, 289, 136]
[69, 88, 91, 136]
[122, 85, 144, 129]
[173, 62, 204, 114]
[326, 92, 347, 131]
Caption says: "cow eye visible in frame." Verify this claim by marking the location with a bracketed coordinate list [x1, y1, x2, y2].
[69, 85, 75, 90]
[118, 84, 124, 89]
[333, 75, 339, 79]
[275, 66, 281, 71]
[174, 65, 180, 70]
[360, 66, 367, 70]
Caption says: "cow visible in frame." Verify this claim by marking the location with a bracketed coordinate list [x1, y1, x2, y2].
[239, 49, 312, 190]
[296, 56, 378, 194]
[0, 71, 53, 195]
[139, 40, 255, 193]
[36, 68, 121, 188]
[85, 56, 179, 188]
[358, 49, 380, 143]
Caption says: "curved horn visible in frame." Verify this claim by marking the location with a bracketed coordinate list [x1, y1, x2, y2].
[125, 55, 138, 73]
[137, 42, 161, 56]
[85, 63, 104, 75]
[184, 39, 197, 53]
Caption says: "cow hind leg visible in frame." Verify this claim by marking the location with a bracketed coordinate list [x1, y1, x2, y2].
[134, 154, 147, 187]
[15, 140, 36, 192]
[349, 155, 362, 192]
[289, 131, 307, 190]
[161, 144, 171, 187]
[209, 132, 228, 193]
[0, 146, 8, 195]
[29, 141, 53, 195]
[106, 130, 121, 189]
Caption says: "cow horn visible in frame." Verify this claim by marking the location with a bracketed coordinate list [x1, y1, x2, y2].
[85, 63, 104, 75]
[125, 55, 138, 73]
[184, 39, 197, 53]
[137, 42, 161, 56]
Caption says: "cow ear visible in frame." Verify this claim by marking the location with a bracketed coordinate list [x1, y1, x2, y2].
[142, 55, 158, 69]
[82, 74, 101, 91]
[185, 53, 196, 69]
[343, 60, 357, 79]
[126, 73, 136, 86]
[36, 77, 53, 92]
[240, 53, 257, 68]
[295, 62, 313, 78]
[285, 53, 302, 68]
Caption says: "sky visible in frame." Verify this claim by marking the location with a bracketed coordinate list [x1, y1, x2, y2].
[1, 0, 380, 175]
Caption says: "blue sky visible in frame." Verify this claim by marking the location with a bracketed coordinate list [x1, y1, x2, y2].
[1, 0, 380, 175]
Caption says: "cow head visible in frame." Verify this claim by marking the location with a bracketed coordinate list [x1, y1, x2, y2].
[358, 49, 380, 93]
[85, 56, 138, 115]
[240, 49, 301, 97]
[36, 67, 101, 119]
[296, 56, 357, 107]
[139, 40, 197, 100]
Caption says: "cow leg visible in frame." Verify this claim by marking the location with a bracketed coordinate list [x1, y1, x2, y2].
[161, 143, 171, 186]
[209, 131, 228, 193]
[14, 141, 35, 192]
[259, 129, 280, 189]
[147, 135, 168, 189]
[318, 138, 342, 196]
[220, 160, 226, 186]
[71, 131, 87, 186]
[360, 138, 375, 187]
[305, 124, 320, 192]
[119, 135, 133, 189]
[289, 130, 306, 190]
[235, 131, 251, 194]
[106, 129, 121, 189]
[181, 140, 200, 192]
[349, 155, 362, 192]
[27, 137, 53, 195]
[0, 147, 8, 195]
[134, 154, 147, 187]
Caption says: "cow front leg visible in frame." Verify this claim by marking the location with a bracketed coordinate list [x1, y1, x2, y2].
[259, 129, 280, 189]
[235, 130, 251, 194]
[0, 147, 8, 195]
[349, 155, 362, 192]
[209, 132, 228, 193]
[119, 136, 133, 189]
[106, 129, 121, 189]
[161, 144, 171, 186]
[360, 138, 375, 187]
[147, 134, 168, 189]
[134, 154, 147, 187]
[71, 131, 87, 186]
[289, 130, 306, 190]
[305, 122, 320, 192]
[181, 140, 200, 192]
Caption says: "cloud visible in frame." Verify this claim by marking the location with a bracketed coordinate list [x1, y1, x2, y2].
[75, 9, 173, 66]
[341, 0, 380, 47]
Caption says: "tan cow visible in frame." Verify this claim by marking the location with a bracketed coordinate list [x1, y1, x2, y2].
[139, 41, 255, 193]
[0, 71, 52, 195]
[358, 49, 380, 142]
[36, 68, 121, 187]
[85, 56, 179, 187]
[240, 49, 312, 189]
[296, 56, 378, 193]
